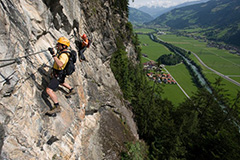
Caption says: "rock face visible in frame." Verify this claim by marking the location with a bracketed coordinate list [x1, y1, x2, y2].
[0, 0, 138, 159]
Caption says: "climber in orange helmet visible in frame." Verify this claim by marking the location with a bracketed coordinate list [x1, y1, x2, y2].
[78, 34, 89, 62]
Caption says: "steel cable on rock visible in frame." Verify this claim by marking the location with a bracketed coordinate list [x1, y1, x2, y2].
[0, 50, 48, 68]
[0, 49, 50, 89]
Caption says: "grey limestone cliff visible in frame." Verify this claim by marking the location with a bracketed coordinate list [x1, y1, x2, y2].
[0, 0, 138, 159]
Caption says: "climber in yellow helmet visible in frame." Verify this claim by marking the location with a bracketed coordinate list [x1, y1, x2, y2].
[45, 37, 76, 115]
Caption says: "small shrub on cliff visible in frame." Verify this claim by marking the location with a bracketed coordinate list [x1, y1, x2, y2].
[121, 141, 149, 160]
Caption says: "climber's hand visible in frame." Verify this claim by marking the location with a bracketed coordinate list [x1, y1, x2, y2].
[48, 47, 55, 55]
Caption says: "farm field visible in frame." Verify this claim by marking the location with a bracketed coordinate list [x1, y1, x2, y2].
[188, 54, 239, 98]
[161, 84, 187, 106]
[203, 71, 239, 98]
[148, 79, 186, 106]
[134, 28, 155, 33]
[149, 79, 187, 107]
[231, 77, 240, 82]
[166, 63, 198, 97]
[138, 34, 172, 63]
[157, 34, 240, 77]
[157, 33, 240, 99]
[137, 33, 197, 105]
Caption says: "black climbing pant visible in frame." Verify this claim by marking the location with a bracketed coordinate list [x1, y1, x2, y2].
[78, 46, 87, 61]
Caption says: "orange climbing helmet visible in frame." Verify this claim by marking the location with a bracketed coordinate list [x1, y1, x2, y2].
[81, 34, 87, 39]
[57, 37, 70, 47]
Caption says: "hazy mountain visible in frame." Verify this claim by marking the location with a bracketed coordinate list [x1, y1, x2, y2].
[138, 6, 166, 18]
[147, 0, 240, 47]
[138, 0, 209, 18]
[129, 7, 154, 24]
[174, 0, 209, 9]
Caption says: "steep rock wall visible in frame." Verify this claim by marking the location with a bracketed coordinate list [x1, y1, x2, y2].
[0, 0, 138, 159]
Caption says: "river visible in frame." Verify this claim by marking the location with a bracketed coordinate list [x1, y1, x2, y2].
[149, 34, 213, 93]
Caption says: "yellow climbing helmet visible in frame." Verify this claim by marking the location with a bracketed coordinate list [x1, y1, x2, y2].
[57, 37, 70, 47]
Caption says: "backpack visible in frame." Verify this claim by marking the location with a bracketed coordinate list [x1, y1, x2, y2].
[87, 39, 91, 48]
[61, 50, 77, 75]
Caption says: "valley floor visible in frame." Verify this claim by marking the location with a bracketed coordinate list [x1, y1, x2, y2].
[135, 28, 240, 104]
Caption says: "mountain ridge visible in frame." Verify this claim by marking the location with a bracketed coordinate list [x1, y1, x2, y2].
[137, 0, 209, 18]
[129, 7, 153, 24]
[147, 0, 240, 47]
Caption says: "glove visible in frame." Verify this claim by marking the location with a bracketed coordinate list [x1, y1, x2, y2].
[48, 47, 55, 55]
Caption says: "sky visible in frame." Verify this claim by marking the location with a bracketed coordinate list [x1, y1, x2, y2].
[129, 0, 199, 8]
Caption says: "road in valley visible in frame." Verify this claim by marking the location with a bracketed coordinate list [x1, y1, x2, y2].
[164, 67, 190, 99]
[192, 52, 240, 87]
[150, 33, 240, 87]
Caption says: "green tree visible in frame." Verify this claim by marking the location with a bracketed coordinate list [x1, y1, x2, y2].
[110, 46, 133, 99]
[174, 82, 240, 160]
[157, 53, 182, 65]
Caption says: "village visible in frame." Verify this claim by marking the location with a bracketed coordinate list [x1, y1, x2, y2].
[143, 60, 177, 84]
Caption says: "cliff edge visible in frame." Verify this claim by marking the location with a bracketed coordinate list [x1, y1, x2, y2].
[0, 0, 138, 159]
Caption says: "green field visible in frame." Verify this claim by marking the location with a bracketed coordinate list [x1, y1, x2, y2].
[166, 63, 198, 97]
[161, 84, 187, 106]
[148, 79, 186, 106]
[231, 77, 240, 82]
[157, 34, 240, 76]
[134, 28, 155, 33]
[157, 33, 240, 98]
[138, 33, 198, 105]
[138, 34, 171, 63]
[160, 63, 199, 106]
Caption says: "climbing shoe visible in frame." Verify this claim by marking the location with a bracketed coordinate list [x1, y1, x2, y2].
[45, 112, 56, 117]
[46, 105, 61, 115]
[65, 88, 76, 98]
